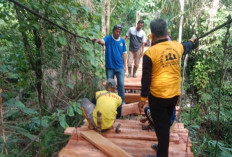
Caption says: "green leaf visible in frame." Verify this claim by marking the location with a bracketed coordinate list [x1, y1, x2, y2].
[59, 114, 69, 129]
[57, 109, 64, 115]
[56, 20, 63, 26]
[201, 93, 212, 103]
[59, 78, 64, 84]
[4, 99, 38, 115]
[58, 36, 67, 46]
[32, 24, 40, 29]
[31, 116, 50, 128]
[7, 72, 19, 79]
[82, 6, 90, 13]
[77, 102, 83, 115]
[68, 6, 77, 15]
[58, 4, 66, 10]
[66, 83, 74, 89]
[5, 109, 18, 118]
[8, 125, 39, 142]
[67, 105, 74, 117]
[71, 101, 83, 115]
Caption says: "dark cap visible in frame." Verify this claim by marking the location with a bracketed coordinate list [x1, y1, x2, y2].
[113, 24, 122, 31]
[106, 79, 116, 88]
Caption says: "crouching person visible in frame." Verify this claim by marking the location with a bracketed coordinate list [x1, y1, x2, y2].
[81, 79, 122, 131]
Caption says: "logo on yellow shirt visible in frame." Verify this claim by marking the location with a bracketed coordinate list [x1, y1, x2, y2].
[160, 48, 180, 68]
[165, 53, 177, 61]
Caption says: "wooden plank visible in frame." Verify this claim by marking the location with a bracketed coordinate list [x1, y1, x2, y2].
[65, 138, 193, 157]
[122, 102, 147, 116]
[124, 86, 141, 90]
[58, 147, 107, 157]
[122, 102, 180, 116]
[124, 93, 140, 104]
[65, 127, 180, 143]
[80, 130, 132, 157]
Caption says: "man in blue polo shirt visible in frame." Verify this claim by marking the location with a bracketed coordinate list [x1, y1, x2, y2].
[93, 24, 127, 119]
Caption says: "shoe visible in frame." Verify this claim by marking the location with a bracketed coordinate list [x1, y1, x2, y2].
[132, 66, 137, 78]
[142, 125, 150, 130]
[151, 143, 158, 151]
[127, 67, 132, 78]
[140, 117, 148, 123]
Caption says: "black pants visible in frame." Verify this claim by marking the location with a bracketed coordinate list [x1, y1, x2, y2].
[148, 94, 179, 157]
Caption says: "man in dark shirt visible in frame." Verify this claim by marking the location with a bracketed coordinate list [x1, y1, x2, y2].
[138, 18, 197, 157]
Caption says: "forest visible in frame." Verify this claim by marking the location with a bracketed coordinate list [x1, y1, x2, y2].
[0, 0, 231, 156]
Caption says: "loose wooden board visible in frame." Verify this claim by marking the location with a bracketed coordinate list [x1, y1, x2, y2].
[80, 130, 132, 157]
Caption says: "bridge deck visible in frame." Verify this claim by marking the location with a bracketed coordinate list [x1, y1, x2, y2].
[58, 54, 194, 157]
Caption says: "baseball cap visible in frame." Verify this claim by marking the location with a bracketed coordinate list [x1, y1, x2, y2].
[113, 24, 122, 31]
[106, 79, 116, 88]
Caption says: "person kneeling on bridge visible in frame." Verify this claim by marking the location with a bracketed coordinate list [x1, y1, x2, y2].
[81, 79, 122, 131]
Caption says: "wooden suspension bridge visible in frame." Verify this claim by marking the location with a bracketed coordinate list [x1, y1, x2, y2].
[58, 55, 194, 157]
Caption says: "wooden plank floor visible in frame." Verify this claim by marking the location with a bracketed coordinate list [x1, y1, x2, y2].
[58, 49, 194, 157]
[59, 118, 193, 157]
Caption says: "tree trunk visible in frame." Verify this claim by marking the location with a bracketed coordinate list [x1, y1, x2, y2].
[135, 11, 140, 26]
[178, 0, 185, 120]
[178, 0, 184, 43]
[209, 0, 219, 28]
[101, 0, 106, 36]
[106, 0, 111, 35]
[0, 80, 8, 155]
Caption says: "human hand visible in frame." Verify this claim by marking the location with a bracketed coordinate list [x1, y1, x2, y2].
[189, 35, 197, 43]
[140, 52, 143, 58]
[190, 35, 199, 49]
[137, 100, 145, 114]
[124, 66, 127, 72]
[92, 38, 98, 42]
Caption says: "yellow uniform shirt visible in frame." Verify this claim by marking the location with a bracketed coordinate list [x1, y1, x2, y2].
[144, 41, 184, 98]
[93, 90, 122, 130]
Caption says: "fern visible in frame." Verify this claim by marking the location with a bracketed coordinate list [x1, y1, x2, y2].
[7, 125, 39, 142]
[4, 98, 38, 115]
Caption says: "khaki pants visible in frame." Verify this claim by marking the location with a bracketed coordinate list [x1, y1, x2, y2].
[127, 50, 141, 68]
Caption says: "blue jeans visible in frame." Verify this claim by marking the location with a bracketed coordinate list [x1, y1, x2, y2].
[106, 68, 125, 118]
[170, 108, 176, 125]
[144, 107, 154, 126]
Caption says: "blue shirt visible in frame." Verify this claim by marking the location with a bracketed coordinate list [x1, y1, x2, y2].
[103, 35, 127, 69]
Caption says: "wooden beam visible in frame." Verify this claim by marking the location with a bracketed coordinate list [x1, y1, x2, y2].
[65, 127, 180, 144]
[122, 102, 148, 116]
[124, 93, 140, 104]
[122, 102, 180, 116]
[80, 130, 132, 157]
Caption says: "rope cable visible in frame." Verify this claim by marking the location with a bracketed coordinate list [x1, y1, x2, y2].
[8, 0, 92, 41]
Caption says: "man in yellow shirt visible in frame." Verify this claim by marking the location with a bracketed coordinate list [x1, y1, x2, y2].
[81, 79, 122, 130]
[138, 19, 197, 157]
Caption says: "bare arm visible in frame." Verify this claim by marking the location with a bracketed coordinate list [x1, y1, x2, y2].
[140, 43, 145, 57]
[123, 53, 127, 72]
[93, 39, 105, 46]
[123, 35, 128, 40]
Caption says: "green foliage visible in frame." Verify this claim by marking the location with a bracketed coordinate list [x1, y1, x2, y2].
[0, 0, 232, 156]
[4, 98, 38, 115]
[0, 0, 102, 156]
